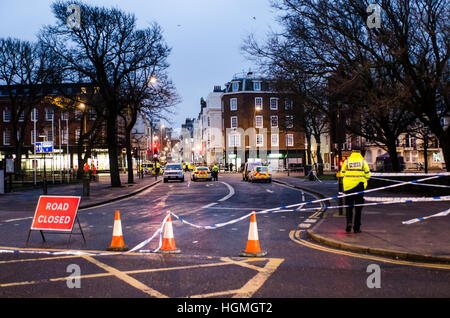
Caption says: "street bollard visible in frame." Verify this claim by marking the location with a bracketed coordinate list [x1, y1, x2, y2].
[43, 178, 48, 195]
[83, 175, 90, 197]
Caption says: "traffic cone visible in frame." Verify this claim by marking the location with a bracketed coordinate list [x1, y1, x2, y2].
[107, 211, 129, 252]
[158, 214, 181, 254]
[240, 212, 267, 257]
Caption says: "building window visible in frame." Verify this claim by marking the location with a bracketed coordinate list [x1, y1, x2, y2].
[253, 81, 261, 91]
[3, 108, 11, 122]
[61, 111, 69, 120]
[81, 87, 87, 94]
[271, 116, 278, 128]
[31, 109, 38, 122]
[285, 99, 293, 110]
[286, 134, 294, 147]
[285, 115, 294, 129]
[271, 134, 279, 147]
[231, 116, 238, 129]
[17, 110, 24, 122]
[228, 134, 241, 147]
[230, 98, 238, 111]
[255, 115, 263, 128]
[3, 130, 11, 145]
[232, 82, 239, 92]
[75, 129, 81, 142]
[255, 97, 263, 110]
[270, 98, 278, 110]
[46, 108, 54, 121]
[46, 130, 53, 142]
[88, 108, 96, 120]
[256, 134, 264, 147]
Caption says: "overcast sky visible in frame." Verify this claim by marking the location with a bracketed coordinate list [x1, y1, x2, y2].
[0, 0, 279, 128]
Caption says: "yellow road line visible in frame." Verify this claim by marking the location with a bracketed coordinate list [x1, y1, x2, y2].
[289, 230, 450, 270]
[82, 255, 168, 298]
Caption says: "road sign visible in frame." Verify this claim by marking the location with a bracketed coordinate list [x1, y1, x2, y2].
[36, 141, 54, 153]
[30, 196, 81, 232]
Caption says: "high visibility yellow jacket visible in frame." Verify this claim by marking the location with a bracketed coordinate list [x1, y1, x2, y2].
[341, 152, 371, 192]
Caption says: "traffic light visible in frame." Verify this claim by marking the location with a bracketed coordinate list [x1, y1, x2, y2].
[339, 159, 345, 169]
[153, 143, 159, 155]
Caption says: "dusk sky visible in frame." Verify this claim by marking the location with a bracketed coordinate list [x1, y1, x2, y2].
[0, 0, 279, 129]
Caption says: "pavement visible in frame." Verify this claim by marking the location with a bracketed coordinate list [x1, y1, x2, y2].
[0, 173, 161, 221]
[273, 172, 450, 263]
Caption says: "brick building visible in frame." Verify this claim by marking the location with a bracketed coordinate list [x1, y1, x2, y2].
[221, 72, 306, 171]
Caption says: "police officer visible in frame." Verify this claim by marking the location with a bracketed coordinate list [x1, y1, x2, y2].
[155, 161, 161, 176]
[340, 146, 371, 233]
[212, 164, 219, 181]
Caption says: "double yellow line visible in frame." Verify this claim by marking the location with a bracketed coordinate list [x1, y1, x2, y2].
[289, 230, 450, 270]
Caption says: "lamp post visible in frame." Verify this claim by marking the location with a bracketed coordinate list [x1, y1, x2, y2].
[38, 135, 48, 195]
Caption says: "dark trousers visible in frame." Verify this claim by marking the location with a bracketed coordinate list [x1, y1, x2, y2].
[344, 182, 365, 230]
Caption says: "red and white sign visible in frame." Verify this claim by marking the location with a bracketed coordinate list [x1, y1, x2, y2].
[31, 196, 81, 232]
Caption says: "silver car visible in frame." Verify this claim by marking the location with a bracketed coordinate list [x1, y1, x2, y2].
[163, 163, 185, 183]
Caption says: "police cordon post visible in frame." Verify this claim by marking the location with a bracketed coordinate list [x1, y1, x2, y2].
[1, 173, 449, 257]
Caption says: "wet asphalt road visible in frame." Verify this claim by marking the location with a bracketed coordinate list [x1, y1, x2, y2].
[0, 173, 449, 299]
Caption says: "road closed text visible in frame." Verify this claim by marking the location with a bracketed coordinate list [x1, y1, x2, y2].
[30, 196, 81, 232]
[37, 215, 72, 225]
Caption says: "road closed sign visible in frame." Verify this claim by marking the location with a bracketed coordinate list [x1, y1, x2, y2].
[31, 196, 81, 232]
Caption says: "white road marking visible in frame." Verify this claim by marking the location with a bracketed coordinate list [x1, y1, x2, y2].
[266, 189, 274, 194]
[202, 202, 218, 209]
[298, 223, 312, 228]
[218, 182, 235, 202]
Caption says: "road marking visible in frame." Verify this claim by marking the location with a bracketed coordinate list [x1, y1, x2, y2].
[1, 217, 33, 223]
[218, 182, 235, 202]
[266, 189, 274, 194]
[202, 202, 218, 209]
[82, 255, 168, 298]
[289, 230, 450, 270]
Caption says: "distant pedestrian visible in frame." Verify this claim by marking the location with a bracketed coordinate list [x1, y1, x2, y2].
[341, 147, 371, 233]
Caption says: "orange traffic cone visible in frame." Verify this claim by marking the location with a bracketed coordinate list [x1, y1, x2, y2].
[240, 212, 267, 257]
[107, 211, 129, 252]
[158, 214, 181, 254]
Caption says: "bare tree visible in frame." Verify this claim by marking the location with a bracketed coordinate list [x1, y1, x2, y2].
[40, 1, 173, 186]
[0, 38, 64, 178]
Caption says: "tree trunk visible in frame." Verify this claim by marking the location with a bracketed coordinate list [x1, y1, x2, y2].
[423, 137, 428, 174]
[386, 142, 401, 172]
[106, 113, 121, 187]
[125, 128, 134, 184]
[440, 138, 450, 173]
[313, 133, 323, 176]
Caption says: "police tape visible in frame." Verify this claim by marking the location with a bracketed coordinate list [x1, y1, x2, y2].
[371, 172, 450, 177]
[1, 173, 449, 257]
[365, 196, 450, 202]
[402, 209, 450, 225]
[371, 176, 450, 189]
[280, 173, 450, 210]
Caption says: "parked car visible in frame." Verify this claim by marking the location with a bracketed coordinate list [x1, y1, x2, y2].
[191, 166, 212, 181]
[249, 166, 272, 183]
[163, 163, 185, 183]
[242, 161, 262, 181]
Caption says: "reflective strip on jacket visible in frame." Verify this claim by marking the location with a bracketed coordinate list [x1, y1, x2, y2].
[341, 153, 371, 192]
